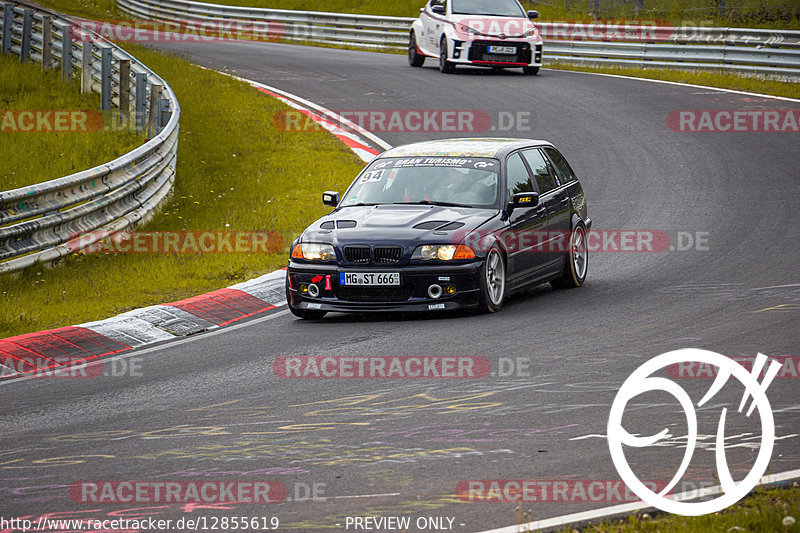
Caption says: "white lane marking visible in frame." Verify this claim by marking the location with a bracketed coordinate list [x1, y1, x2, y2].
[543, 68, 800, 103]
[474, 468, 800, 533]
[751, 283, 800, 290]
[0, 308, 290, 386]
[328, 492, 401, 501]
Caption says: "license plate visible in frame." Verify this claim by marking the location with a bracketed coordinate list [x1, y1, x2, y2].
[340, 272, 400, 286]
[487, 45, 516, 54]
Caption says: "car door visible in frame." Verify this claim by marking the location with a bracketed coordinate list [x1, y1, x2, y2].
[424, 0, 447, 53]
[521, 148, 566, 269]
[503, 151, 549, 284]
[543, 145, 582, 218]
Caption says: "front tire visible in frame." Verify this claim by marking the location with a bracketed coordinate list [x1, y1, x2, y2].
[551, 223, 588, 289]
[439, 38, 456, 74]
[409, 32, 425, 67]
[286, 282, 327, 319]
[523, 66, 540, 75]
[479, 247, 506, 313]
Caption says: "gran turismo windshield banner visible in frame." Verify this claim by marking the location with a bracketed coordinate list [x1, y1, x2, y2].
[369, 157, 500, 172]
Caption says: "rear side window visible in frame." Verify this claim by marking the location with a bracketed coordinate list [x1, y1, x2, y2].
[506, 152, 533, 199]
[521, 149, 558, 193]
[544, 147, 576, 185]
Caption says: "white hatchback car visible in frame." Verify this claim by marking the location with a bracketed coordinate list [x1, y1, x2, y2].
[409, 0, 543, 75]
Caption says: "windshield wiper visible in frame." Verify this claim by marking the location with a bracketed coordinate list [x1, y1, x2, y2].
[392, 200, 467, 208]
[455, 11, 519, 16]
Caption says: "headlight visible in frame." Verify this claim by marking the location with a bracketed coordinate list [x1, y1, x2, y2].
[456, 23, 481, 36]
[291, 243, 336, 262]
[412, 244, 476, 261]
[521, 27, 539, 38]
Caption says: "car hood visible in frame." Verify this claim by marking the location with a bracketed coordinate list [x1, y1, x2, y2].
[451, 14, 538, 39]
[302, 204, 498, 247]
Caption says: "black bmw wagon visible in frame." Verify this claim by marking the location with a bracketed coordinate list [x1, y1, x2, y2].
[286, 138, 591, 319]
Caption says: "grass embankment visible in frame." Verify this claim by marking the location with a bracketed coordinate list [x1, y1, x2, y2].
[0, 44, 365, 338]
[36, 0, 799, 30]
[552, 485, 800, 533]
[0, 53, 144, 190]
[160, 0, 800, 29]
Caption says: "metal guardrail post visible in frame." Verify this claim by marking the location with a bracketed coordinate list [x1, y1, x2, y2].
[118, 59, 130, 123]
[100, 47, 112, 110]
[0, 0, 180, 275]
[157, 98, 171, 133]
[2, 4, 13, 54]
[20, 9, 33, 62]
[41, 15, 52, 70]
[135, 72, 147, 132]
[58, 23, 72, 81]
[147, 83, 162, 138]
[81, 38, 92, 93]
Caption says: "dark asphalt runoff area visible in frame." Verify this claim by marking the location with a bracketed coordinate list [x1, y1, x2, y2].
[1, 40, 798, 532]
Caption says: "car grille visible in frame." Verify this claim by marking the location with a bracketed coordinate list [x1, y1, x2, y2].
[334, 285, 413, 302]
[374, 246, 403, 264]
[469, 41, 532, 64]
[344, 246, 371, 264]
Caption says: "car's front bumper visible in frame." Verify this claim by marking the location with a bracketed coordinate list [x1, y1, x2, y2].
[287, 260, 483, 313]
[448, 38, 543, 67]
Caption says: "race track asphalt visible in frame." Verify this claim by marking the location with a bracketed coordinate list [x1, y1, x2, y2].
[1, 40, 798, 532]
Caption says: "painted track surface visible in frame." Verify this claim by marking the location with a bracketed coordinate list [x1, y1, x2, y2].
[1, 41, 798, 531]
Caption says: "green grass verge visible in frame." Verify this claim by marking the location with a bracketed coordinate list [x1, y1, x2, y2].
[0, 53, 144, 190]
[545, 61, 800, 100]
[550, 485, 800, 532]
[142, 0, 799, 29]
[36, 0, 123, 21]
[0, 44, 365, 338]
[33, 0, 799, 29]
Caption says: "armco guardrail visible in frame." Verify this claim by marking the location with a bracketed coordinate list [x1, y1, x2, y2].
[0, 1, 180, 274]
[118, 0, 800, 78]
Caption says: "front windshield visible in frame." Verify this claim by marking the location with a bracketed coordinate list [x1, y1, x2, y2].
[341, 156, 500, 208]
[451, 0, 526, 17]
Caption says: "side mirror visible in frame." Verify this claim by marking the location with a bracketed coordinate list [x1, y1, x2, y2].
[431, 4, 446, 15]
[512, 192, 539, 207]
[527, 10, 539, 19]
[322, 191, 340, 207]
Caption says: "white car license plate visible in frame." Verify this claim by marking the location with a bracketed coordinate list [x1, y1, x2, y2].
[340, 272, 400, 286]
[487, 45, 516, 54]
